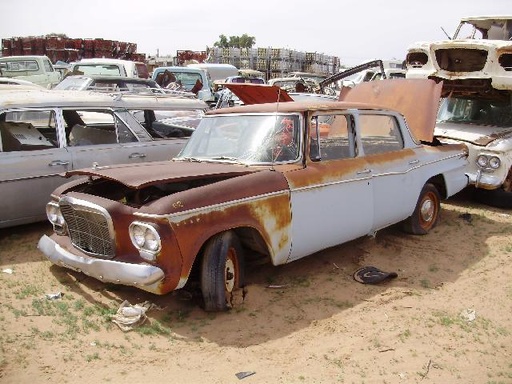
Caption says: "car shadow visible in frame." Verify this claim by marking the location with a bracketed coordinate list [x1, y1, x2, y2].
[40, 189, 506, 348]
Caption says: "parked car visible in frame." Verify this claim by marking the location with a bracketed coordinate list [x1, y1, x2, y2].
[38, 79, 468, 312]
[0, 55, 61, 88]
[55, 74, 165, 94]
[151, 66, 214, 105]
[405, 16, 512, 207]
[0, 88, 207, 228]
[69, 58, 149, 79]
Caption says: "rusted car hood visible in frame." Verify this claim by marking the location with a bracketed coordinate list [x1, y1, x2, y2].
[65, 161, 259, 189]
[223, 83, 294, 104]
[340, 79, 442, 143]
[435, 121, 512, 146]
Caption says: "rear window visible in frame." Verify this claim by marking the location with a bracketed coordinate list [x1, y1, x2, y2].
[135, 63, 149, 79]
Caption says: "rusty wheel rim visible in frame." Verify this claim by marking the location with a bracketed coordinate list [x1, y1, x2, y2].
[225, 248, 238, 293]
[419, 191, 438, 230]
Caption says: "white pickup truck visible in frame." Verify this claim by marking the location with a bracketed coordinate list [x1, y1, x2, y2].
[0, 55, 61, 88]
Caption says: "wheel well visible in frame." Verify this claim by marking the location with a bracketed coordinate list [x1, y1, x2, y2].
[187, 227, 271, 285]
[427, 174, 447, 199]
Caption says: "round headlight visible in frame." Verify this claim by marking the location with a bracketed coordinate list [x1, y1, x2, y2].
[131, 225, 146, 247]
[489, 156, 501, 169]
[46, 202, 64, 226]
[129, 222, 161, 254]
[476, 155, 488, 168]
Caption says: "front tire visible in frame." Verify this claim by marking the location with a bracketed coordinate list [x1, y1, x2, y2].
[402, 183, 441, 235]
[201, 231, 245, 312]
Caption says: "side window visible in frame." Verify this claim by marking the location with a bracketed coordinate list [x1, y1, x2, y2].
[1, 110, 58, 151]
[43, 59, 54, 73]
[63, 109, 137, 146]
[359, 114, 403, 155]
[310, 113, 354, 161]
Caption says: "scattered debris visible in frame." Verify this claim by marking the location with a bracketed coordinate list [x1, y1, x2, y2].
[2, 268, 13, 274]
[458, 213, 472, 223]
[236, 371, 256, 380]
[45, 292, 63, 300]
[266, 284, 288, 289]
[353, 266, 398, 284]
[111, 300, 159, 331]
[460, 308, 476, 322]
[332, 262, 340, 269]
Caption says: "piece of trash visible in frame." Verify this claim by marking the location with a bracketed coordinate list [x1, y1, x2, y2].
[2, 268, 13, 274]
[459, 308, 476, 322]
[236, 371, 256, 380]
[353, 266, 398, 284]
[46, 292, 63, 300]
[266, 284, 288, 289]
[458, 213, 472, 223]
[111, 300, 158, 331]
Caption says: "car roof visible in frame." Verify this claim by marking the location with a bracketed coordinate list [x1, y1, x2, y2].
[0, 88, 207, 110]
[61, 75, 156, 84]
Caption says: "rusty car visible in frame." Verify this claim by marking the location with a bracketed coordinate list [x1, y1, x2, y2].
[0, 87, 207, 228]
[38, 79, 469, 312]
[406, 16, 512, 207]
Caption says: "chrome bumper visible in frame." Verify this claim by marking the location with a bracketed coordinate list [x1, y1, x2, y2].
[38, 235, 165, 294]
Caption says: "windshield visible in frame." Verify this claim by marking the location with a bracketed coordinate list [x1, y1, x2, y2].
[177, 113, 301, 164]
[73, 64, 123, 76]
[438, 97, 512, 127]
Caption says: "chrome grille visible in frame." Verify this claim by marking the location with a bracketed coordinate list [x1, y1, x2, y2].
[60, 200, 115, 258]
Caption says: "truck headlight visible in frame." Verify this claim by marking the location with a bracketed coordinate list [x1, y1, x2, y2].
[476, 155, 501, 170]
[46, 202, 66, 233]
[129, 222, 161, 260]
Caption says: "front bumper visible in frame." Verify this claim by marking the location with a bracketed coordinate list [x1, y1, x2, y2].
[38, 235, 165, 294]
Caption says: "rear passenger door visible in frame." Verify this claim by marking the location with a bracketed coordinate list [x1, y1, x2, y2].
[358, 112, 422, 230]
[63, 108, 152, 170]
[0, 109, 72, 227]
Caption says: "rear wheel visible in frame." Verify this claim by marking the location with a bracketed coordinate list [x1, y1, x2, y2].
[402, 183, 440, 235]
[201, 231, 245, 312]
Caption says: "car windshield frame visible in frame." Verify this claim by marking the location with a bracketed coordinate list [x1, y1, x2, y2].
[176, 113, 303, 164]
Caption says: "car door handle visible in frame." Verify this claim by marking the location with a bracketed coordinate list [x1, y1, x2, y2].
[49, 160, 70, 166]
[356, 169, 372, 175]
[129, 153, 147, 159]
[409, 159, 420, 165]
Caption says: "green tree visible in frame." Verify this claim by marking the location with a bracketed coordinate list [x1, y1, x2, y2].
[213, 34, 255, 48]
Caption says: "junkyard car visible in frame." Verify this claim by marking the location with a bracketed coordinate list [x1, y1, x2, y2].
[0, 55, 61, 89]
[406, 16, 512, 207]
[0, 88, 207, 228]
[55, 75, 164, 94]
[38, 79, 468, 312]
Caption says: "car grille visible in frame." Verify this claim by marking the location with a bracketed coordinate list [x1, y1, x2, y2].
[60, 200, 115, 258]
[435, 48, 488, 72]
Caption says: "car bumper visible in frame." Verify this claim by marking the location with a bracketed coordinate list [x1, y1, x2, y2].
[38, 234, 165, 294]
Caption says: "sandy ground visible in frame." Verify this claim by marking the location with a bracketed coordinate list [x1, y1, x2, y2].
[1, 190, 511, 384]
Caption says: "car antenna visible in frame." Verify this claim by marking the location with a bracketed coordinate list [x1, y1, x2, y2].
[441, 26, 452, 40]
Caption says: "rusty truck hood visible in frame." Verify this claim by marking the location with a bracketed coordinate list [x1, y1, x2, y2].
[65, 160, 260, 189]
[340, 79, 442, 143]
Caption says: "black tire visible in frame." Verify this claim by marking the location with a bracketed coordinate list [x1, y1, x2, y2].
[200, 231, 245, 312]
[473, 187, 512, 209]
[402, 183, 441, 235]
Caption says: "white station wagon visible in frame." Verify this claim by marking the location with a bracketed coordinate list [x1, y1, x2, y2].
[0, 88, 207, 228]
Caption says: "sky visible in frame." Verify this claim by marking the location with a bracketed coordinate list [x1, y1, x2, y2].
[1, 0, 510, 66]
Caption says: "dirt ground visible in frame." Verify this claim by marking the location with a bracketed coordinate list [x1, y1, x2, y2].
[0, 189, 511, 384]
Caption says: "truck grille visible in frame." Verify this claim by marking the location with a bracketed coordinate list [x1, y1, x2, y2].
[435, 48, 488, 72]
[60, 199, 115, 258]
